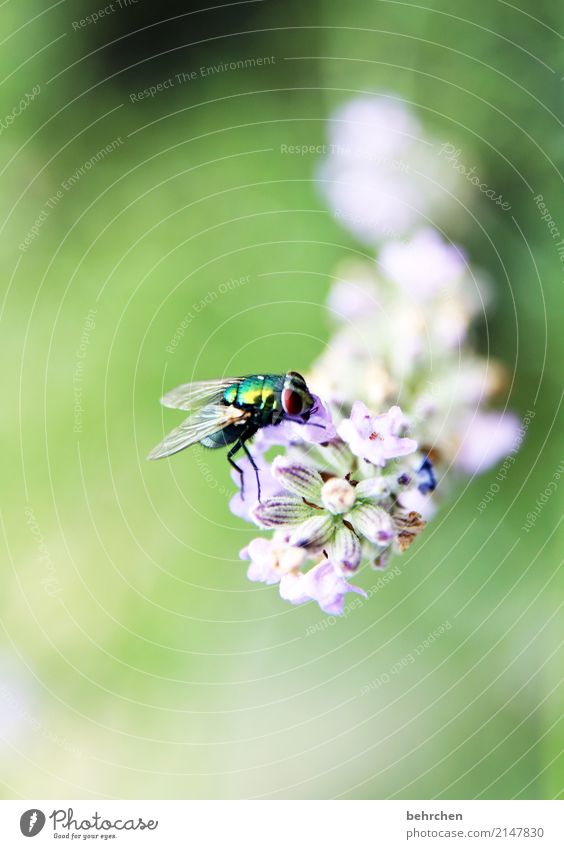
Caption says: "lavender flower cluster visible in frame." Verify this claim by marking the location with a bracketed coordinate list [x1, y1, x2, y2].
[232, 96, 521, 616]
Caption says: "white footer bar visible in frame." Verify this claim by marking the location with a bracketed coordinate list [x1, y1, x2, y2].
[0, 799, 562, 848]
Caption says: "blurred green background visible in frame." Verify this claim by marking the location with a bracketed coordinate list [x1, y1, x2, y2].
[1, 0, 562, 799]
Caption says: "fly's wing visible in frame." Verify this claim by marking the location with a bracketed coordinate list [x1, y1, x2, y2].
[160, 377, 245, 411]
[147, 404, 248, 460]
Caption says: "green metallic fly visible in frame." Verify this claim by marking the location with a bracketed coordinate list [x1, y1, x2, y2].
[148, 372, 317, 498]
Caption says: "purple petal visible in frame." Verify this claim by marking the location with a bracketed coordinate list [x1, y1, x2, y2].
[279, 572, 312, 606]
[301, 560, 367, 615]
[241, 536, 306, 585]
[254, 394, 337, 449]
[279, 559, 366, 615]
[349, 400, 375, 435]
[338, 402, 417, 467]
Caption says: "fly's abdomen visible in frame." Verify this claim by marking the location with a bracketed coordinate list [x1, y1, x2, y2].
[200, 424, 242, 449]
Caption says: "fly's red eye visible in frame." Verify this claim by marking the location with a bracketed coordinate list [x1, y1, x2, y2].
[282, 388, 304, 417]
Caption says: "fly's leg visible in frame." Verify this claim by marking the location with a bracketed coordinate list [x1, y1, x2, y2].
[240, 438, 261, 502]
[226, 444, 245, 499]
[226, 425, 259, 502]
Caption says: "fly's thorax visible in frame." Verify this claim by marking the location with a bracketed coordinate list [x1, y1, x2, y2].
[223, 383, 239, 405]
[232, 375, 284, 414]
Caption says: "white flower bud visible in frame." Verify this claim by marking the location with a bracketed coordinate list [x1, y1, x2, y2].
[321, 477, 356, 514]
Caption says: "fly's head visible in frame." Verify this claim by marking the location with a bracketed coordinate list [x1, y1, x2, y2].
[281, 371, 315, 421]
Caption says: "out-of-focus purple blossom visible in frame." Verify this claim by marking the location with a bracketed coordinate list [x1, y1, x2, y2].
[318, 96, 464, 245]
[254, 394, 337, 450]
[454, 410, 522, 474]
[379, 229, 466, 300]
[338, 402, 418, 466]
[307, 329, 396, 408]
[446, 361, 506, 406]
[318, 97, 424, 244]
[320, 170, 420, 245]
[327, 277, 380, 322]
[279, 559, 367, 615]
[327, 96, 421, 160]
[432, 300, 473, 349]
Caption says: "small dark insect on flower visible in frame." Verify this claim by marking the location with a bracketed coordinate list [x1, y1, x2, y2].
[148, 372, 318, 499]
